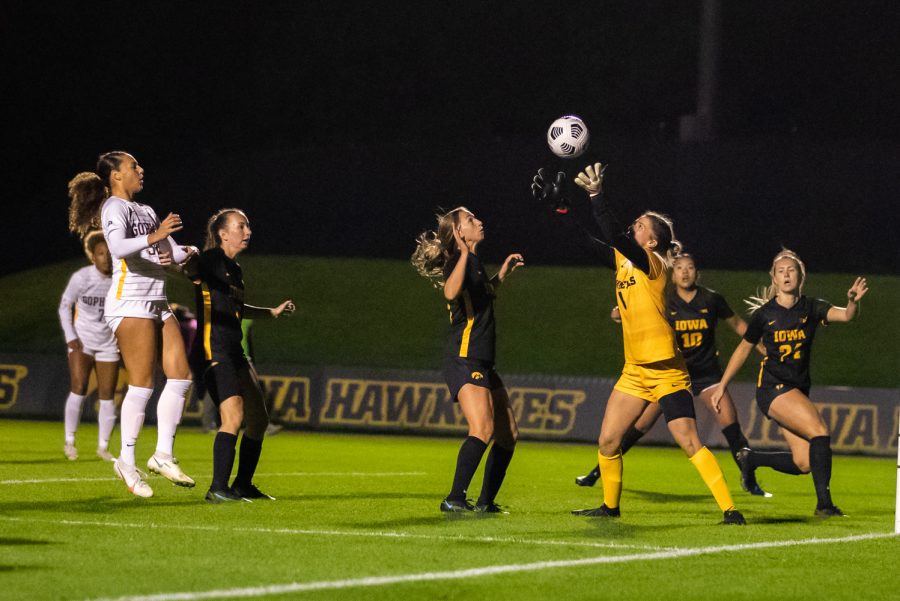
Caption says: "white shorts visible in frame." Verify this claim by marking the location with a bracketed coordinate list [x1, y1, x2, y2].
[69, 344, 120, 363]
[105, 298, 174, 333]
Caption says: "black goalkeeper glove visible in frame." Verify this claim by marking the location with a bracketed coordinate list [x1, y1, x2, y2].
[531, 168, 569, 214]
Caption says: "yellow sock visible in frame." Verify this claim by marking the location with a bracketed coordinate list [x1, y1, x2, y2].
[598, 450, 623, 509]
[689, 446, 735, 512]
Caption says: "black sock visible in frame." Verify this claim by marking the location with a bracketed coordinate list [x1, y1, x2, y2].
[620, 425, 646, 454]
[476, 444, 515, 505]
[809, 436, 834, 509]
[212, 432, 237, 492]
[721, 422, 749, 465]
[232, 435, 263, 488]
[747, 449, 804, 475]
[448, 436, 488, 501]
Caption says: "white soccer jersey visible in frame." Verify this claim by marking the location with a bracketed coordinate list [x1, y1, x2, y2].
[101, 196, 172, 301]
[58, 265, 117, 349]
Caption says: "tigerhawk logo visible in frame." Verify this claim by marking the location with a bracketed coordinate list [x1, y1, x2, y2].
[471, 372, 484, 380]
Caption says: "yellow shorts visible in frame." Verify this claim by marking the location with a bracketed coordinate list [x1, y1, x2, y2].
[614, 357, 692, 403]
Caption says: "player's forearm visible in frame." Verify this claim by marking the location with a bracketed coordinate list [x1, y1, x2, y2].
[591, 195, 649, 273]
[105, 228, 151, 259]
[443, 254, 468, 301]
[58, 305, 77, 342]
[244, 305, 275, 319]
[828, 301, 857, 323]
[720, 341, 753, 388]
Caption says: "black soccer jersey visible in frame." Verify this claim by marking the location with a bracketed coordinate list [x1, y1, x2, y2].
[667, 286, 734, 376]
[443, 252, 496, 363]
[188, 247, 246, 363]
[743, 296, 832, 390]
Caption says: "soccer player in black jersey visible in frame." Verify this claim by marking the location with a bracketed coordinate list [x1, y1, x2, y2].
[412, 207, 524, 513]
[713, 249, 868, 517]
[575, 254, 770, 496]
[186, 208, 294, 503]
[535, 164, 744, 525]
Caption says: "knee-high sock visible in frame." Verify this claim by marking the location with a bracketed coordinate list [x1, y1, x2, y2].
[721, 422, 749, 465]
[809, 436, 834, 509]
[598, 451, 623, 509]
[233, 435, 263, 488]
[119, 386, 153, 466]
[64, 393, 86, 444]
[746, 449, 804, 475]
[155, 379, 191, 456]
[689, 446, 735, 512]
[212, 432, 238, 492]
[476, 444, 515, 505]
[448, 436, 488, 501]
[97, 399, 117, 449]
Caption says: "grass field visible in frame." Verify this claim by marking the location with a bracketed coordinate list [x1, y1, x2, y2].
[1, 420, 897, 601]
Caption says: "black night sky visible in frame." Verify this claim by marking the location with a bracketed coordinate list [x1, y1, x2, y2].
[3, 1, 899, 275]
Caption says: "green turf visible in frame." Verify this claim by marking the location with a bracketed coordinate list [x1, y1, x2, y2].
[0, 256, 896, 387]
[0, 420, 896, 601]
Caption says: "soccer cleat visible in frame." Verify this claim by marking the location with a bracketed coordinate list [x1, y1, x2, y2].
[575, 466, 600, 487]
[572, 504, 621, 517]
[147, 453, 196, 488]
[815, 505, 847, 518]
[474, 502, 509, 514]
[744, 479, 773, 498]
[231, 483, 275, 501]
[723, 509, 747, 525]
[440, 498, 475, 513]
[265, 423, 284, 436]
[64, 444, 78, 461]
[205, 488, 249, 504]
[113, 458, 154, 498]
[736, 448, 772, 497]
[96, 447, 116, 462]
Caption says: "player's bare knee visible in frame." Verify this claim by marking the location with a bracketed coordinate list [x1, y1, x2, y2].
[597, 436, 620, 456]
[469, 422, 494, 443]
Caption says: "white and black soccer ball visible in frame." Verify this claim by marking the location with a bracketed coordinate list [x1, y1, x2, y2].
[547, 115, 589, 158]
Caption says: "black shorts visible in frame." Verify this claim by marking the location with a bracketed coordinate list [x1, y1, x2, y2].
[756, 384, 809, 417]
[688, 367, 723, 396]
[658, 388, 696, 422]
[203, 355, 250, 407]
[443, 357, 504, 402]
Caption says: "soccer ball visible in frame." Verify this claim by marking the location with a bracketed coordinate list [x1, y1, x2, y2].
[547, 115, 589, 158]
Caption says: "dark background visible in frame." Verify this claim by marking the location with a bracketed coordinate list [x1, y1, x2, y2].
[3, 1, 898, 276]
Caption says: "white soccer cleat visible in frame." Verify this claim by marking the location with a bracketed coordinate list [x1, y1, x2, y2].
[147, 453, 196, 488]
[96, 447, 116, 462]
[113, 458, 154, 498]
[64, 444, 78, 461]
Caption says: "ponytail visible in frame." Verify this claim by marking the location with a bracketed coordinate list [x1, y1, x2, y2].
[67, 151, 130, 238]
[204, 208, 247, 250]
[410, 207, 469, 288]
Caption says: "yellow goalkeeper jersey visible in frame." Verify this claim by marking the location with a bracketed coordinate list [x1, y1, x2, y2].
[614, 248, 679, 364]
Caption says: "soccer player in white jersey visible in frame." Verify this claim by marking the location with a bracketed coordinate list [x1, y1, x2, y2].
[58, 231, 120, 462]
[67, 151, 198, 498]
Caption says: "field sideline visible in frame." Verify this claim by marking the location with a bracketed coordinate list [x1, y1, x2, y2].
[1, 420, 897, 601]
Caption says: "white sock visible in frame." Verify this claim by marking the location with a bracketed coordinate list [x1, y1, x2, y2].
[97, 399, 117, 450]
[155, 379, 191, 457]
[119, 386, 153, 466]
[64, 392, 86, 445]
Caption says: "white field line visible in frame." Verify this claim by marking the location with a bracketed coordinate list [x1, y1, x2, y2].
[0, 516, 667, 551]
[0, 471, 426, 485]
[79, 532, 898, 601]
